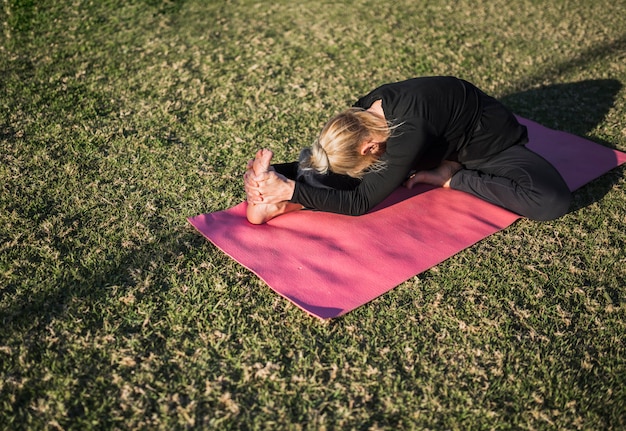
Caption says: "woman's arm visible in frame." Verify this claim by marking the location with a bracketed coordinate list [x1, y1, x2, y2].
[290, 166, 403, 215]
[248, 120, 433, 215]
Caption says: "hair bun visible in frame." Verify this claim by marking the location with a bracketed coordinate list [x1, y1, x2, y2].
[298, 142, 330, 174]
[297, 146, 333, 189]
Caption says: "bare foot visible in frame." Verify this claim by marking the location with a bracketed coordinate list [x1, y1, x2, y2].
[247, 149, 303, 224]
[405, 160, 462, 189]
[247, 201, 304, 225]
[252, 149, 273, 178]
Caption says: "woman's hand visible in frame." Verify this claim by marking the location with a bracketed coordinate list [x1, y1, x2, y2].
[244, 163, 295, 204]
[403, 161, 462, 189]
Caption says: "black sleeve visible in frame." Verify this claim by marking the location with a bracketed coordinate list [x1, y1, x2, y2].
[289, 119, 436, 215]
[272, 162, 299, 180]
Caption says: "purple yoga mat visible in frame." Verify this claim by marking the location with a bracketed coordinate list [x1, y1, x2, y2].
[189, 117, 626, 319]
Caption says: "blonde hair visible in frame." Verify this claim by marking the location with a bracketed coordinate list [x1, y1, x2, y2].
[299, 108, 391, 180]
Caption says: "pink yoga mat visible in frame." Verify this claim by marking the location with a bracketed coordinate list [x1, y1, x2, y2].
[189, 118, 626, 319]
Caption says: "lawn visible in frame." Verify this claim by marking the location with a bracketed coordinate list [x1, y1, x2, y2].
[1, 0, 625, 429]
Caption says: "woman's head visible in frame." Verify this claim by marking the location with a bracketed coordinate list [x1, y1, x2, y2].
[299, 107, 391, 180]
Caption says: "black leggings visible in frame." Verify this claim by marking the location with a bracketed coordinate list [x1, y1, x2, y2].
[450, 144, 571, 221]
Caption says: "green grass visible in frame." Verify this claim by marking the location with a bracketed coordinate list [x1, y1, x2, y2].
[1, 0, 626, 429]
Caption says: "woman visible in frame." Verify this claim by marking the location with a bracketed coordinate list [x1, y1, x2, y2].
[244, 76, 571, 224]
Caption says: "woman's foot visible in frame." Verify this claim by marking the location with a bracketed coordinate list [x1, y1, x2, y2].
[252, 149, 273, 177]
[247, 201, 304, 225]
[246, 149, 303, 224]
[404, 160, 462, 189]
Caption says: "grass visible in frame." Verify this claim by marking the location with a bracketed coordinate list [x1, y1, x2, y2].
[1, 0, 626, 429]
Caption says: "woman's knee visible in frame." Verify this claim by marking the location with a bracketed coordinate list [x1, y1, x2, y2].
[526, 184, 571, 221]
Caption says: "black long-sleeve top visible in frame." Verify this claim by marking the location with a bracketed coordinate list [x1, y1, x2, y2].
[286, 76, 525, 216]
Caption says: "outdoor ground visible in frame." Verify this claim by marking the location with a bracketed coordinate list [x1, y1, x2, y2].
[1, 0, 625, 429]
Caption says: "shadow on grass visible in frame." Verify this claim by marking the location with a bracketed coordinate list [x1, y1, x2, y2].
[500, 79, 623, 143]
